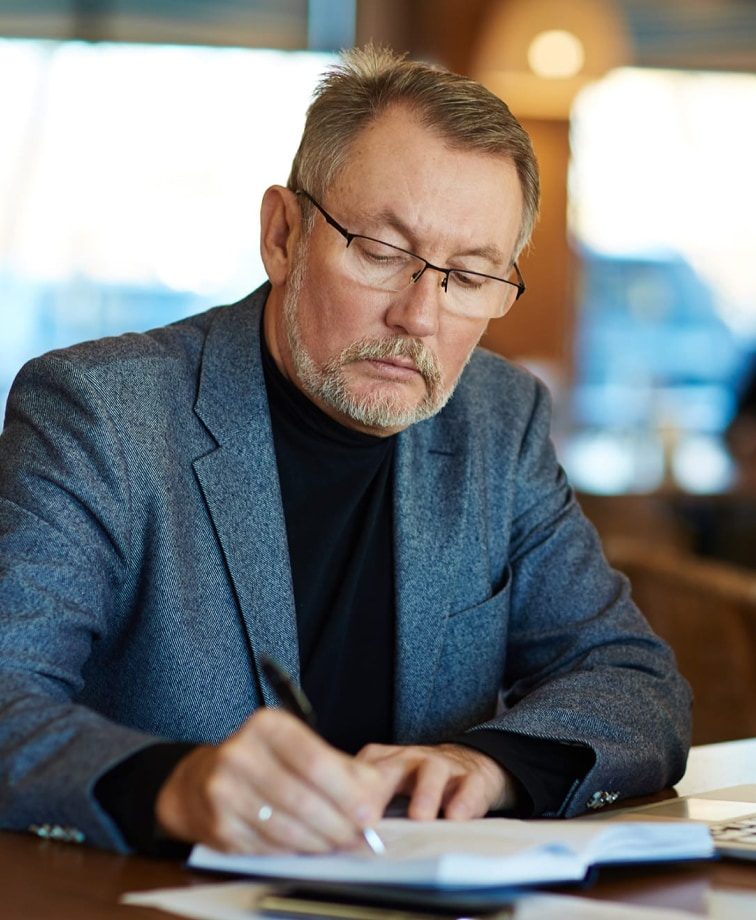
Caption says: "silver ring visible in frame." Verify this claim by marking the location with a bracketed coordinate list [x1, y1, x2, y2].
[257, 804, 273, 823]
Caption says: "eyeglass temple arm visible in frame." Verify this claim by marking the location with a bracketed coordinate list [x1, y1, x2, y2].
[510, 262, 525, 299]
[295, 189, 353, 241]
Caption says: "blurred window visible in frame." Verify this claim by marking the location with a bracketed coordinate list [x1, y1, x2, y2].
[0, 39, 335, 417]
[566, 67, 756, 494]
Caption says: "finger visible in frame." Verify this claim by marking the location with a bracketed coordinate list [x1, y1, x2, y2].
[252, 709, 387, 826]
[355, 743, 401, 764]
[366, 758, 413, 819]
[357, 749, 416, 798]
[442, 770, 489, 820]
[203, 809, 290, 855]
[209, 774, 340, 854]
[406, 755, 452, 821]
[155, 733, 363, 854]
[357, 744, 428, 793]
[170, 726, 351, 853]
[357, 745, 457, 819]
[245, 796, 352, 853]
[242, 741, 364, 851]
[206, 722, 357, 851]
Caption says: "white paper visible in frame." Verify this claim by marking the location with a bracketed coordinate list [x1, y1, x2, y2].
[706, 888, 756, 920]
[513, 893, 699, 919]
[123, 882, 701, 920]
[122, 881, 273, 920]
[188, 817, 714, 888]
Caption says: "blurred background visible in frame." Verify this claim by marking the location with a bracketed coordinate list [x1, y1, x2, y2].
[1, 0, 756, 581]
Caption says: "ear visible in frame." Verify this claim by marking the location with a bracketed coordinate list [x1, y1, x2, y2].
[260, 185, 302, 287]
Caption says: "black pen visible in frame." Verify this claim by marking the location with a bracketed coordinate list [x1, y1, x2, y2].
[262, 654, 317, 729]
[260, 654, 386, 855]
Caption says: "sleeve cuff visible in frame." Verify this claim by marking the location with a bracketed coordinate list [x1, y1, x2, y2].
[93, 741, 197, 857]
[453, 730, 595, 817]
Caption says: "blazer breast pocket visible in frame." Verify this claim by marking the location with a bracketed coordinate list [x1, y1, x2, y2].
[444, 567, 511, 657]
[426, 569, 512, 736]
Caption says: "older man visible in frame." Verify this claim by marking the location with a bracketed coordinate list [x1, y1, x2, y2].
[0, 46, 690, 857]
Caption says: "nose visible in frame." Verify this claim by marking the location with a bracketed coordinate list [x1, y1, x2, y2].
[384, 267, 442, 339]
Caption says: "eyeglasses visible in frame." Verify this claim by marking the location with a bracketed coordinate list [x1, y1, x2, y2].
[296, 190, 525, 320]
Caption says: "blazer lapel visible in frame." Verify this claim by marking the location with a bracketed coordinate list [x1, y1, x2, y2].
[392, 415, 473, 742]
[192, 291, 299, 705]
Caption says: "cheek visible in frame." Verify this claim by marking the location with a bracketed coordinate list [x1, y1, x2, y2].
[295, 288, 367, 362]
[437, 326, 486, 385]
[299, 279, 385, 355]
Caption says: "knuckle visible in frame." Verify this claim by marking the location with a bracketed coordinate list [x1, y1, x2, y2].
[248, 706, 277, 735]
[208, 815, 242, 851]
[277, 782, 311, 817]
[358, 743, 387, 760]
[356, 760, 388, 791]
[218, 740, 249, 773]
[249, 706, 300, 748]
[203, 772, 235, 809]
[306, 748, 338, 785]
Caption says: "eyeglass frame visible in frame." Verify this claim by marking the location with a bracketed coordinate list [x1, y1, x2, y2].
[295, 189, 526, 309]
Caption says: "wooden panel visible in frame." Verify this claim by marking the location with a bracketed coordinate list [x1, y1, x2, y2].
[481, 116, 574, 376]
[608, 541, 756, 745]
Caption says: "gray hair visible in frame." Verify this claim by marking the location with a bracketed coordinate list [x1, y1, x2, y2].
[288, 44, 539, 258]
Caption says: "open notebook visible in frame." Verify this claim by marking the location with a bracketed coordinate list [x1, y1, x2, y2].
[189, 817, 714, 888]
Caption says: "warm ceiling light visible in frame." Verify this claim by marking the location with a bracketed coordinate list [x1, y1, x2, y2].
[527, 29, 586, 78]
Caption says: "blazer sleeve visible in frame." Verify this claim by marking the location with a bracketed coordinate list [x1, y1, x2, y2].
[0, 355, 166, 852]
[463, 375, 692, 816]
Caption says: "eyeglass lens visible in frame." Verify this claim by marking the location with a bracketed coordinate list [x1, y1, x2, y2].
[343, 236, 518, 319]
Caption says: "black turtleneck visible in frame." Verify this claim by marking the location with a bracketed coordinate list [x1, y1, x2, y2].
[260, 326, 396, 753]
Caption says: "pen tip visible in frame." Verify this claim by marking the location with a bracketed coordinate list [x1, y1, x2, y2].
[362, 826, 386, 855]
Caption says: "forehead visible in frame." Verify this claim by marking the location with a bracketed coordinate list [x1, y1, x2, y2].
[326, 106, 523, 259]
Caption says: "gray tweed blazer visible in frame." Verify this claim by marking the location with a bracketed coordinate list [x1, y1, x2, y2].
[0, 285, 691, 852]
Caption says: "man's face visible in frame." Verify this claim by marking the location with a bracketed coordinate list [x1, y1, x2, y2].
[272, 106, 524, 436]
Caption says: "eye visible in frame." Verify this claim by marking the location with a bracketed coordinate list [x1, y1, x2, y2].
[449, 270, 487, 290]
[353, 237, 409, 266]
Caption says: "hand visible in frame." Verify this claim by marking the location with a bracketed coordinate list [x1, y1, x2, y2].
[154, 708, 392, 854]
[356, 742, 518, 821]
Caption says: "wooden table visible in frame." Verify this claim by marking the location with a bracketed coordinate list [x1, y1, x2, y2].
[2, 739, 755, 919]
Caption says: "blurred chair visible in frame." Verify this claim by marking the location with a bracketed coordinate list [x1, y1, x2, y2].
[607, 538, 756, 745]
[578, 492, 694, 556]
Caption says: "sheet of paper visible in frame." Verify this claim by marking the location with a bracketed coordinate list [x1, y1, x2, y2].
[706, 889, 756, 920]
[122, 881, 273, 920]
[122, 882, 701, 920]
[513, 894, 699, 919]
[188, 817, 714, 888]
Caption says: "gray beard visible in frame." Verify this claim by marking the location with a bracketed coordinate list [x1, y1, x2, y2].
[281, 247, 467, 432]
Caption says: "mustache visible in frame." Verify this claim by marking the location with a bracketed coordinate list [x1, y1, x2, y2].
[331, 336, 442, 387]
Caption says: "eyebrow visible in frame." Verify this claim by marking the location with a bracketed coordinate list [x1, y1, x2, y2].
[359, 205, 508, 267]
